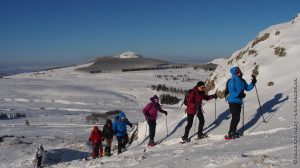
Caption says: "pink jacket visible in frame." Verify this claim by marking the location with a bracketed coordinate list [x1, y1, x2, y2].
[143, 102, 165, 120]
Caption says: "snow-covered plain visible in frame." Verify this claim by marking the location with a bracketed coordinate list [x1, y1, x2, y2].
[1, 14, 300, 168]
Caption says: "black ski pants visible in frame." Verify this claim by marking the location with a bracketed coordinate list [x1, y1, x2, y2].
[229, 103, 242, 133]
[117, 134, 128, 154]
[147, 119, 157, 141]
[183, 111, 205, 138]
[37, 156, 42, 168]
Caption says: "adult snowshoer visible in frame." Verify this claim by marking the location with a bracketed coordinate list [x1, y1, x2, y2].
[182, 81, 217, 142]
[226, 66, 256, 139]
[112, 112, 133, 154]
[143, 95, 168, 146]
[102, 119, 114, 156]
[89, 126, 103, 159]
[35, 144, 46, 168]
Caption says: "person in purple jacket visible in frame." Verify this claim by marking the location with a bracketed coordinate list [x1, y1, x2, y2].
[143, 95, 168, 146]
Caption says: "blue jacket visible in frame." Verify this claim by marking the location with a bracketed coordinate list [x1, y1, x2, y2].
[112, 112, 133, 137]
[227, 66, 254, 104]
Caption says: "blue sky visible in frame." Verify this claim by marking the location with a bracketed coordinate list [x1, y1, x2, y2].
[0, 0, 299, 65]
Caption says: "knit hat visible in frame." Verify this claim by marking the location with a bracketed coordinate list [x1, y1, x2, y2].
[197, 81, 205, 87]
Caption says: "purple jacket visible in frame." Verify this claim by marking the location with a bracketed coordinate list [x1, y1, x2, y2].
[143, 96, 165, 120]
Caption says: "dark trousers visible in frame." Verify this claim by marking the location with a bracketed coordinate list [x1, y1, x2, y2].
[37, 156, 42, 168]
[117, 134, 128, 154]
[229, 103, 242, 133]
[183, 111, 205, 138]
[147, 119, 157, 142]
[92, 143, 103, 158]
[104, 138, 113, 155]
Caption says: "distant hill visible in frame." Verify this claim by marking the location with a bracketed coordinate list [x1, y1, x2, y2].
[76, 52, 171, 73]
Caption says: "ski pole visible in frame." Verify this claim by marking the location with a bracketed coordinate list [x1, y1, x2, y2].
[166, 116, 169, 136]
[193, 114, 197, 135]
[254, 85, 267, 123]
[242, 102, 245, 136]
[145, 122, 148, 139]
[214, 99, 217, 121]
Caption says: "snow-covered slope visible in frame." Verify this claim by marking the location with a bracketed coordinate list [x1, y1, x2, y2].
[208, 13, 300, 93]
[209, 58, 227, 66]
[1, 14, 299, 168]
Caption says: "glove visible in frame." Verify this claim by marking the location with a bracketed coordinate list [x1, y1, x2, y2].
[251, 75, 257, 85]
[238, 92, 246, 99]
[212, 94, 217, 99]
[129, 123, 133, 128]
[163, 110, 168, 116]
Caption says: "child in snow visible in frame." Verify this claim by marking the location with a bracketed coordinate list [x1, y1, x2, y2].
[35, 144, 46, 168]
[89, 126, 103, 159]
[182, 81, 217, 142]
[112, 112, 133, 154]
[102, 119, 114, 156]
[226, 66, 256, 138]
[143, 95, 168, 146]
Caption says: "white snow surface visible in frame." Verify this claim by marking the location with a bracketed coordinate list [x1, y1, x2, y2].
[1, 15, 300, 168]
[209, 58, 227, 66]
[117, 51, 143, 59]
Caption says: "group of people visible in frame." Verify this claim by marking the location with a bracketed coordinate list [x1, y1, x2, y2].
[34, 66, 257, 166]
[141, 66, 257, 144]
[88, 112, 133, 158]
[182, 66, 257, 142]
[87, 66, 257, 157]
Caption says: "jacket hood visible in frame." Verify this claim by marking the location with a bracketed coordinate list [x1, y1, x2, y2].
[119, 112, 126, 119]
[93, 126, 99, 131]
[230, 66, 243, 78]
[150, 95, 159, 101]
[106, 119, 112, 125]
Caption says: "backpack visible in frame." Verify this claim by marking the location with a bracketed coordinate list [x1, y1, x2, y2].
[182, 89, 194, 106]
[224, 78, 235, 99]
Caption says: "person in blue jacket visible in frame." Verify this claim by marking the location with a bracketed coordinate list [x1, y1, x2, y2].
[227, 66, 256, 138]
[112, 111, 133, 154]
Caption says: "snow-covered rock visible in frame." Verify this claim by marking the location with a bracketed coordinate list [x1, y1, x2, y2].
[207, 13, 300, 94]
[118, 51, 143, 59]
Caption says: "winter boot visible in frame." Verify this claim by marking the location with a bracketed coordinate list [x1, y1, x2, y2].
[197, 133, 208, 139]
[181, 136, 190, 143]
[104, 147, 109, 156]
[108, 147, 111, 156]
[228, 131, 240, 139]
[148, 140, 156, 146]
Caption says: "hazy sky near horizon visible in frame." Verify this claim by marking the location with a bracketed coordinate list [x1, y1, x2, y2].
[0, 0, 299, 65]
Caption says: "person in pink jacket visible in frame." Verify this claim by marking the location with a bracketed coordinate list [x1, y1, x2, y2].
[143, 95, 168, 146]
